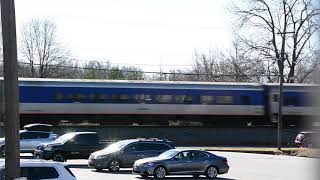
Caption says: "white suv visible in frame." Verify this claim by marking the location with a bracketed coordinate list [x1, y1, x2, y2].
[0, 130, 58, 157]
[0, 159, 77, 180]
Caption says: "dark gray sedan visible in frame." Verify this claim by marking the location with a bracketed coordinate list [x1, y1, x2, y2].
[132, 149, 229, 179]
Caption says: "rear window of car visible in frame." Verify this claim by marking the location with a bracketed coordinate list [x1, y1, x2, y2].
[20, 167, 59, 179]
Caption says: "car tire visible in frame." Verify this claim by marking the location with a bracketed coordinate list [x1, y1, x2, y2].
[52, 152, 65, 162]
[108, 159, 120, 172]
[154, 166, 166, 179]
[206, 166, 218, 179]
[0, 146, 5, 157]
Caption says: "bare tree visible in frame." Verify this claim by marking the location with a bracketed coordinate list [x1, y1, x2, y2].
[232, 0, 320, 83]
[19, 19, 72, 78]
[191, 43, 267, 82]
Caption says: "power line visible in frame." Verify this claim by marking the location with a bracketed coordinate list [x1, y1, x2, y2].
[0, 61, 279, 78]
[69, 58, 194, 67]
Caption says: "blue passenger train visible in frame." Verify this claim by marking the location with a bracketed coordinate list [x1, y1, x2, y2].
[0, 78, 317, 127]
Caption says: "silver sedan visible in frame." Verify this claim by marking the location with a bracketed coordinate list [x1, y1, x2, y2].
[133, 149, 229, 179]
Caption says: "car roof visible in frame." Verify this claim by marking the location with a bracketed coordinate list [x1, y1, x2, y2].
[299, 131, 320, 134]
[118, 138, 172, 144]
[19, 130, 52, 134]
[0, 159, 65, 169]
[65, 132, 97, 135]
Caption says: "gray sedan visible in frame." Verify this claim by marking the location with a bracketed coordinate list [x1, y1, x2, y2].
[133, 149, 229, 179]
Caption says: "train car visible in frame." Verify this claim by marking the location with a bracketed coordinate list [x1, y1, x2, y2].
[265, 83, 318, 126]
[0, 78, 318, 127]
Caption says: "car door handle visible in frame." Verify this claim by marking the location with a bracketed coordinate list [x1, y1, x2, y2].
[137, 155, 144, 157]
[187, 161, 192, 163]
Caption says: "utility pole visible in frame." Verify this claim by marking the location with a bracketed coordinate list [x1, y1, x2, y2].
[277, 61, 284, 151]
[1, 0, 20, 179]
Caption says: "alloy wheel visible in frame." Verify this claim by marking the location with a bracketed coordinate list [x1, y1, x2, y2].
[206, 166, 218, 179]
[109, 160, 120, 172]
[154, 166, 166, 179]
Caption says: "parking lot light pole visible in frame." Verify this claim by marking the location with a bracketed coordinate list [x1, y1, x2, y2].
[1, 0, 20, 179]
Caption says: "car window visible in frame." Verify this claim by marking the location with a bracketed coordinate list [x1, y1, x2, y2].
[36, 132, 50, 139]
[175, 151, 193, 159]
[20, 132, 39, 140]
[21, 167, 59, 179]
[124, 143, 139, 152]
[74, 134, 98, 145]
[193, 151, 209, 159]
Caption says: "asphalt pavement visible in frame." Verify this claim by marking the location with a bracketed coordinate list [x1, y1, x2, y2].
[66, 151, 319, 180]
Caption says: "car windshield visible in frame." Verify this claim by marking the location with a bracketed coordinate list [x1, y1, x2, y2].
[102, 140, 131, 153]
[52, 133, 75, 143]
[158, 150, 179, 159]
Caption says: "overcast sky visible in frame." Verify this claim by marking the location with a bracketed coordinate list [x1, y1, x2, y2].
[15, 0, 233, 71]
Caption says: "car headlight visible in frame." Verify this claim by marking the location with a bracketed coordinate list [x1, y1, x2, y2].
[144, 162, 155, 167]
[44, 146, 52, 151]
[95, 155, 108, 159]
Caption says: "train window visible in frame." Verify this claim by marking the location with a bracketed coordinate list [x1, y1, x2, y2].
[241, 96, 251, 105]
[200, 96, 214, 104]
[67, 94, 75, 99]
[134, 94, 152, 103]
[273, 94, 279, 102]
[284, 96, 298, 106]
[216, 96, 234, 104]
[155, 95, 172, 103]
[175, 95, 193, 104]
[90, 94, 108, 102]
[74, 93, 86, 100]
[89, 94, 97, 100]
[112, 94, 129, 102]
[54, 93, 64, 100]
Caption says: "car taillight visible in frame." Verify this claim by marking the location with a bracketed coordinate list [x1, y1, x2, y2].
[223, 158, 228, 163]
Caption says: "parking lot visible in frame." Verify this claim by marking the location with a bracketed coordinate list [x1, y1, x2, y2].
[64, 151, 319, 180]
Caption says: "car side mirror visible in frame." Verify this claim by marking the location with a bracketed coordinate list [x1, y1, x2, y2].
[173, 157, 179, 161]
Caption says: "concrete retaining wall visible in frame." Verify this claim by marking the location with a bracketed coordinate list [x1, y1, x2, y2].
[52, 126, 300, 147]
[0, 126, 301, 146]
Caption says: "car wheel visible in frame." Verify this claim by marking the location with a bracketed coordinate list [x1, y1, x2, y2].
[0, 146, 5, 157]
[108, 159, 120, 172]
[52, 152, 65, 162]
[193, 174, 200, 178]
[206, 166, 218, 179]
[154, 166, 166, 179]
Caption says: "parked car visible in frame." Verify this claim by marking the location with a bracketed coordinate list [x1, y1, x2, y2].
[133, 149, 229, 179]
[0, 130, 58, 157]
[34, 132, 104, 162]
[88, 138, 175, 172]
[295, 131, 320, 148]
[0, 159, 76, 180]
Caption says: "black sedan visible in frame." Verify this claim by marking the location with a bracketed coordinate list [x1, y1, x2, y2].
[133, 149, 229, 179]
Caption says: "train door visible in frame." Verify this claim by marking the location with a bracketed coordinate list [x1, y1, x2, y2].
[269, 91, 279, 123]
